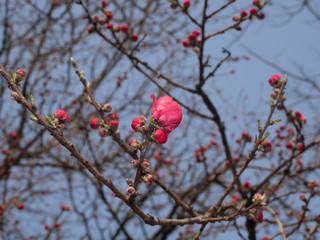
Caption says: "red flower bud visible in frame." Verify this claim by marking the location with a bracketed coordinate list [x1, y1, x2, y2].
[268, 74, 281, 86]
[129, 138, 141, 148]
[131, 117, 144, 131]
[101, 0, 108, 8]
[191, 30, 200, 37]
[132, 33, 139, 42]
[182, 0, 190, 9]
[120, 24, 129, 32]
[299, 194, 306, 201]
[107, 112, 119, 120]
[286, 141, 293, 149]
[16, 69, 26, 77]
[211, 140, 217, 146]
[249, 7, 257, 15]
[106, 22, 113, 29]
[182, 38, 189, 47]
[88, 26, 94, 33]
[253, 0, 260, 6]
[18, 202, 24, 210]
[261, 140, 272, 153]
[91, 14, 99, 23]
[105, 10, 113, 20]
[298, 143, 304, 152]
[8, 132, 18, 139]
[109, 120, 118, 127]
[154, 129, 168, 144]
[90, 117, 99, 129]
[256, 209, 263, 221]
[243, 181, 250, 188]
[53, 109, 69, 125]
[241, 10, 247, 17]
[295, 111, 302, 118]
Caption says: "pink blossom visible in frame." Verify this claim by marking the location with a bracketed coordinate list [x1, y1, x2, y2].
[154, 129, 168, 144]
[151, 94, 182, 133]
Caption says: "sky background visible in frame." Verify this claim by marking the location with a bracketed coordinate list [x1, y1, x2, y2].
[1, 0, 320, 239]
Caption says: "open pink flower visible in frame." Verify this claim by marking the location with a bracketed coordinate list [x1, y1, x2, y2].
[151, 94, 182, 133]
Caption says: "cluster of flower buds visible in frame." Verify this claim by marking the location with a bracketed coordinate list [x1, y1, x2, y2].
[60, 203, 71, 211]
[126, 178, 135, 195]
[87, 5, 139, 42]
[52, 109, 69, 128]
[9, 69, 27, 102]
[90, 108, 119, 137]
[308, 179, 319, 188]
[233, 0, 265, 22]
[236, 131, 252, 143]
[130, 159, 153, 184]
[286, 140, 304, 152]
[170, 0, 190, 12]
[293, 110, 307, 126]
[182, 30, 201, 48]
[105, 20, 138, 41]
[194, 145, 208, 163]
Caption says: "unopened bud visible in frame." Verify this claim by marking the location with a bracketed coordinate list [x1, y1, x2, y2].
[128, 139, 141, 149]
[126, 186, 135, 195]
[141, 174, 153, 184]
[10, 92, 20, 101]
[126, 178, 133, 186]
[131, 160, 139, 168]
[102, 103, 112, 112]
[98, 128, 109, 137]
[252, 193, 266, 204]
